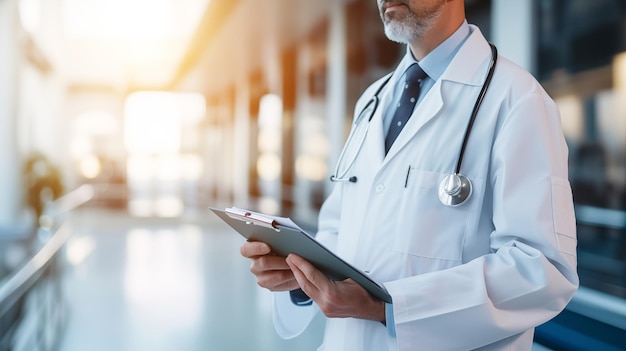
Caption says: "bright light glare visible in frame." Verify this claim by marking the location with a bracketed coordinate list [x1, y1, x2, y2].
[614, 51, 626, 91]
[128, 199, 154, 217]
[73, 111, 120, 136]
[127, 156, 155, 182]
[124, 228, 204, 330]
[61, 0, 211, 89]
[303, 133, 330, 156]
[257, 153, 282, 181]
[181, 155, 203, 181]
[127, 197, 184, 218]
[62, 0, 211, 40]
[79, 154, 102, 179]
[125, 93, 180, 154]
[554, 95, 583, 142]
[19, 0, 41, 34]
[124, 91, 205, 155]
[595, 91, 626, 156]
[155, 197, 183, 217]
[70, 136, 92, 158]
[296, 155, 328, 181]
[258, 94, 283, 129]
[66, 236, 96, 265]
[259, 197, 280, 215]
[258, 129, 281, 153]
[124, 92, 205, 218]
[155, 156, 180, 182]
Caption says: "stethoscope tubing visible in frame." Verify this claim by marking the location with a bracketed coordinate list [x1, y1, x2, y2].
[329, 75, 391, 183]
[454, 43, 498, 174]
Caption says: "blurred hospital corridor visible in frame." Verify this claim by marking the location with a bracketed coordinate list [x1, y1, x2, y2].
[56, 206, 325, 351]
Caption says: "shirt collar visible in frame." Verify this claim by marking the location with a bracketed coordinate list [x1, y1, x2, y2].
[398, 20, 471, 81]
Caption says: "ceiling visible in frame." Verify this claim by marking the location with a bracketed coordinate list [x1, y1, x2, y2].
[171, 0, 491, 96]
[59, 0, 340, 92]
[171, 0, 348, 94]
[59, 0, 490, 93]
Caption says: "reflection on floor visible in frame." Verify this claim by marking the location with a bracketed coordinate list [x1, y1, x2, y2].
[57, 207, 325, 351]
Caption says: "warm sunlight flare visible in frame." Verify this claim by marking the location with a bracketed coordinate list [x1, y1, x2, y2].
[61, 0, 210, 86]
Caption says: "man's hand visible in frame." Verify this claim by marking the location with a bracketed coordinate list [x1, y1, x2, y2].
[286, 254, 386, 322]
[239, 241, 299, 291]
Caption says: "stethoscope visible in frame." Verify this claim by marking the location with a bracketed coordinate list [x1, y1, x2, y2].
[330, 43, 498, 207]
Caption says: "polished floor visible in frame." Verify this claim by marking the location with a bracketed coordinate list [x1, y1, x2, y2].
[56, 207, 553, 351]
[57, 207, 325, 351]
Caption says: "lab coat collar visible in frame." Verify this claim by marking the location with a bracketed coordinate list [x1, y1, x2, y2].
[440, 25, 493, 87]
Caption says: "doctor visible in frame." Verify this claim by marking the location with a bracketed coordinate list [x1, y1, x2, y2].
[241, 0, 579, 350]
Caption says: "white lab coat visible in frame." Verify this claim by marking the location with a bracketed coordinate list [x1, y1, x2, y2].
[273, 26, 578, 351]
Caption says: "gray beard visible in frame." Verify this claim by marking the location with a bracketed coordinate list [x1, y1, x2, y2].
[383, 20, 428, 44]
[381, 5, 442, 44]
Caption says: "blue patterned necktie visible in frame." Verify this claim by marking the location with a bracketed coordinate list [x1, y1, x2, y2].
[384, 64, 427, 154]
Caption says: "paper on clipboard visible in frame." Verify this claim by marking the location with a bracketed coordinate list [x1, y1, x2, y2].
[223, 207, 306, 233]
[210, 207, 391, 303]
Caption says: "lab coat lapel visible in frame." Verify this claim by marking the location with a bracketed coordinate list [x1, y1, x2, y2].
[383, 82, 444, 161]
[383, 26, 492, 162]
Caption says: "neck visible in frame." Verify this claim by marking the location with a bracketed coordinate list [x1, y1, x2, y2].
[408, 4, 465, 60]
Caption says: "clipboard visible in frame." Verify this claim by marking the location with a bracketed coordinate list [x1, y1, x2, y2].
[210, 207, 391, 303]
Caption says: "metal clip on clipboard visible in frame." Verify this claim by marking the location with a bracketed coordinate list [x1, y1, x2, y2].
[224, 207, 280, 231]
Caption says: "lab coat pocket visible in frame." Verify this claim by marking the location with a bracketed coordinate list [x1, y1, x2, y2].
[551, 177, 577, 256]
[393, 169, 472, 261]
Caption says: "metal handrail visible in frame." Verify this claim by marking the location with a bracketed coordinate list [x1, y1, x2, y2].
[568, 286, 626, 331]
[575, 204, 626, 229]
[0, 223, 71, 318]
[0, 184, 94, 318]
[38, 184, 95, 229]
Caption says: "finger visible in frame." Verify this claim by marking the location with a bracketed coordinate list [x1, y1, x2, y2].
[287, 257, 318, 298]
[287, 254, 327, 285]
[255, 270, 298, 291]
[286, 254, 326, 299]
[250, 255, 297, 291]
[272, 280, 301, 291]
[250, 255, 290, 274]
[240, 241, 271, 258]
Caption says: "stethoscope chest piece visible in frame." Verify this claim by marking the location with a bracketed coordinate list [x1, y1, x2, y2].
[438, 173, 472, 207]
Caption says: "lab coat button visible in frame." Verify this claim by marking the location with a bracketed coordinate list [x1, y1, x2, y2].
[376, 184, 385, 192]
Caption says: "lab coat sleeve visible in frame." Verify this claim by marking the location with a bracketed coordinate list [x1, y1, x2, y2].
[384, 87, 579, 350]
[273, 291, 320, 339]
[272, 184, 341, 338]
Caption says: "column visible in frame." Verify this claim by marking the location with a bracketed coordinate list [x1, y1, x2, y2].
[492, 0, 536, 74]
[0, 0, 22, 228]
[325, 1, 347, 197]
[233, 78, 251, 207]
[256, 1, 283, 214]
